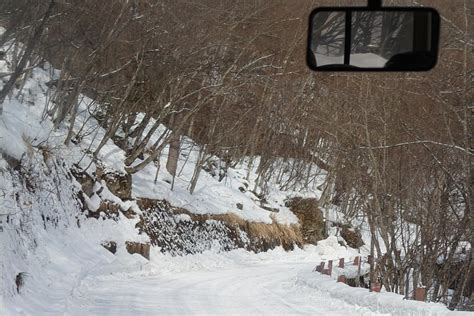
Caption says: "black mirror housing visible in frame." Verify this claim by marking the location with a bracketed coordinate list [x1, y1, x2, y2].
[307, 7, 440, 72]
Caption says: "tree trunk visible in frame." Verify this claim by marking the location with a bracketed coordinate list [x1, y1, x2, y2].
[189, 145, 206, 195]
[125, 131, 171, 174]
[166, 130, 180, 177]
[64, 80, 87, 145]
[125, 118, 160, 166]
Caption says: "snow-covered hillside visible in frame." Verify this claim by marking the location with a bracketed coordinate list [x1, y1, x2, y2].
[0, 28, 465, 315]
[0, 60, 324, 224]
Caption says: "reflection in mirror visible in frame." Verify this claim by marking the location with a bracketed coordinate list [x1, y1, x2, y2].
[309, 10, 438, 70]
[311, 12, 346, 66]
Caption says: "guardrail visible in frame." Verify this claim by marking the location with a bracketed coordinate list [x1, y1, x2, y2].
[313, 255, 426, 302]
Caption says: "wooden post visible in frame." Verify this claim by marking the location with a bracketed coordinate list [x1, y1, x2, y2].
[319, 261, 325, 274]
[368, 254, 373, 290]
[328, 260, 333, 276]
[166, 130, 180, 190]
[357, 256, 361, 280]
[371, 282, 381, 293]
[339, 258, 344, 268]
[353, 256, 360, 265]
[414, 287, 426, 301]
[405, 269, 411, 300]
[353, 255, 361, 287]
[337, 275, 346, 283]
[369, 233, 375, 292]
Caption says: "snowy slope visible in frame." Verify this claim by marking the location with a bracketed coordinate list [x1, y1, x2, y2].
[0, 47, 319, 225]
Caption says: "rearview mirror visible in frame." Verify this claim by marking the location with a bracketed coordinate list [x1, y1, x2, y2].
[307, 8, 440, 71]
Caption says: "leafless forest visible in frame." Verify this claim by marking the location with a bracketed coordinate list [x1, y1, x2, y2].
[0, 0, 472, 309]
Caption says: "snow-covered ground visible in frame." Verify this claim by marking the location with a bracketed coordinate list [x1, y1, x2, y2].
[7, 234, 465, 316]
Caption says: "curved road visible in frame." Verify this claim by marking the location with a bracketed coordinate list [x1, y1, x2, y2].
[68, 262, 377, 315]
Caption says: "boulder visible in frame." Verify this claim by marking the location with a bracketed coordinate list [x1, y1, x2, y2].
[101, 241, 117, 254]
[70, 167, 94, 197]
[285, 197, 326, 245]
[87, 201, 120, 220]
[125, 241, 150, 260]
[122, 208, 137, 219]
[102, 172, 132, 200]
[340, 226, 364, 248]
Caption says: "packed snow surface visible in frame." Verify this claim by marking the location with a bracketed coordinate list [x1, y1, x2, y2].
[68, 262, 374, 315]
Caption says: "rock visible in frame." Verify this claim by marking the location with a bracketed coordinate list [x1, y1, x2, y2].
[1, 151, 21, 170]
[340, 226, 364, 248]
[15, 272, 28, 294]
[95, 201, 120, 220]
[125, 241, 150, 260]
[70, 167, 95, 197]
[285, 197, 326, 245]
[251, 190, 265, 200]
[236, 203, 243, 210]
[101, 241, 117, 254]
[102, 172, 132, 200]
[260, 204, 279, 213]
[238, 186, 246, 193]
[122, 208, 137, 219]
[202, 160, 218, 177]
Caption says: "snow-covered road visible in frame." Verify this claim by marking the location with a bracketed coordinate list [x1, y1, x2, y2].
[67, 262, 375, 316]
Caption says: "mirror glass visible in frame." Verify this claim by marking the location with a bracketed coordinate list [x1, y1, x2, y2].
[308, 9, 439, 71]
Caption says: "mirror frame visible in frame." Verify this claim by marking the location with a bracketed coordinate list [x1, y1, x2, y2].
[307, 7, 441, 72]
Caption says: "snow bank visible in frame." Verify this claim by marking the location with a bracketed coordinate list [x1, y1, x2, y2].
[297, 271, 466, 316]
[145, 238, 360, 276]
[0, 153, 150, 315]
